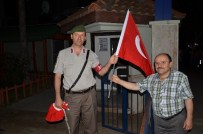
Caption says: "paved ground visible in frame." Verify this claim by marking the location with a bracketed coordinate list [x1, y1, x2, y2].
[0, 87, 122, 134]
[0, 70, 203, 134]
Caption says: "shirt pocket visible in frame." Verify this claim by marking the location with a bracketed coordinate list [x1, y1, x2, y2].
[169, 84, 181, 99]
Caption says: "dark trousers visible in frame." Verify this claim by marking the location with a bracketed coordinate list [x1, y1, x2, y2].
[153, 109, 188, 134]
[64, 88, 97, 134]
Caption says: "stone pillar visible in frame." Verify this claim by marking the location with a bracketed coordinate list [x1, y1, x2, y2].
[149, 20, 180, 70]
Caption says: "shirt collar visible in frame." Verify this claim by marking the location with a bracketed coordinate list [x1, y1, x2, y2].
[70, 47, 86, 53]
[155, 69, 174, 80]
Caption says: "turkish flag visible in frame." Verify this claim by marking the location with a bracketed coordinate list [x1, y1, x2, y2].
[116, 10, 154, 76]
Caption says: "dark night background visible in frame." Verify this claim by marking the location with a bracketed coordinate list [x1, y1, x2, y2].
[1, 0, 95, 25]
[172, 0, 203, 71]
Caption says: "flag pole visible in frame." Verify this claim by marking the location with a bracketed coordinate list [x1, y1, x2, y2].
[108, 63, 116, 99]
[108, 10, 130, 99]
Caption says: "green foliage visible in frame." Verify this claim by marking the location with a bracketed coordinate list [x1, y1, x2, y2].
[0, 52, 30, 88]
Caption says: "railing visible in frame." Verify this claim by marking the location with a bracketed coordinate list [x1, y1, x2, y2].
[101, 75, 145, 134]
[101, 75, 154, 134]
[0, 73, 54, 106]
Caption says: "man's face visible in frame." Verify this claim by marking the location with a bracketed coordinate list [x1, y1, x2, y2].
[71, 32, 86, 46]
[154, 55, 172, 75]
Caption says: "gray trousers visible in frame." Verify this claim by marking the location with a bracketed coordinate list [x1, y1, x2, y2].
[153, 109, 188, 134]
[64, 88, 97, 134]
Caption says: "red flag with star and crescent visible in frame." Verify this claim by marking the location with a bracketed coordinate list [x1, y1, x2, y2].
[115, 10, 154, 76]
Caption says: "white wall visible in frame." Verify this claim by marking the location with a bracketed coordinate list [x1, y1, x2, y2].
[94, 35, 120, 89]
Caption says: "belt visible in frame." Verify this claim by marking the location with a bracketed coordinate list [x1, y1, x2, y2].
[65, 86, 94, 94]
[162, 108, 185, 120]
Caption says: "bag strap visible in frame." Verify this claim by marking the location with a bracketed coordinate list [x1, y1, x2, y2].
[69, 50, 90, 91]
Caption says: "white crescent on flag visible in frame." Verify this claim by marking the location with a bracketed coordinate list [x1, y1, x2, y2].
[135, 35, 147, 59]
